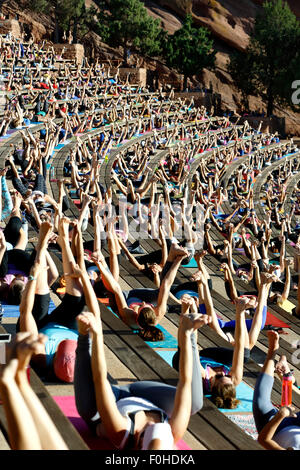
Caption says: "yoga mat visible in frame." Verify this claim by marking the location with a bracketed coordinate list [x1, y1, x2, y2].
[226, 413, 258, 440]
[181, 257, 198, 268]
[145, 324, 177, 349]
[218, 382, 254, 413]
[279, 299, 295, 313]
[2, 299, 57, 317]
[201, 356, 254, 412]
[53, 395, 113, 450]
[155, 349, 176, 368]
[265, 311, 290, 329]
[53, 395, 191, 450]
[106, 307, 178, 348]
[234, 248, 246, 256]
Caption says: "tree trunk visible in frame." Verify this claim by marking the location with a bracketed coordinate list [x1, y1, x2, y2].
[123, 45, 128, 67]
[54, 16, 59, 43]
[183, 74, 188, 91]
[267, 85, 274, 117]
[73, 18, 78, 44]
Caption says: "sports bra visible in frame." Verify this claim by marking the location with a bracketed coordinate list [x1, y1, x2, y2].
[201, 358, 231, 394]
[116, 396, 168, 450]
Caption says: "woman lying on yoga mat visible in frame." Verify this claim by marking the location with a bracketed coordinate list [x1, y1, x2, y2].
[254, 330, 300, 450]
[90, 242, 189, 341]
[74, 290, 209, 450]
[0, 191, 57, 304]
[17, 218, 90, 383]
[0, 332, 68, 450]
[172, 271, 275, 409]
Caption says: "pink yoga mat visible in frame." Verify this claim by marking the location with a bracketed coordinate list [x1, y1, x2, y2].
[53, 395, 191, 450]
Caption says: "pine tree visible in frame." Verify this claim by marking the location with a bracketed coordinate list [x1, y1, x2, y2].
[96, 0, 162, 65]
[165, 14, 215, 90]
[228, 0, 300, 116]
[30, 0, 87, 43]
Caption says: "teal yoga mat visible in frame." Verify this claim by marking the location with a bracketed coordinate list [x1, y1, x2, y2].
[181, 257, 198, 268]
[145, 324, 177, 349]
[155, 350, 176, 368]
[201, 356, 254, 412]
[106, 307, 178, 348]
[209, 381, 254, 413]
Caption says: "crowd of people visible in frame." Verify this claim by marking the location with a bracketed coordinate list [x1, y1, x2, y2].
[0, 32, 300, 451]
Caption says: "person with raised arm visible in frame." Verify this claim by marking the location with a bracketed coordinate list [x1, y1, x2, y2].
[74, 293, 209, 449]
[254, 330, 300, 450]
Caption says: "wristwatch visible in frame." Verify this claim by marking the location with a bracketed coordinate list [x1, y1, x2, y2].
[28, 275, 37, 281]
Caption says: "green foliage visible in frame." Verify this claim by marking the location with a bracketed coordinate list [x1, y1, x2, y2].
[165, 15, 215, 87]
[30, 0, 90, 41]
[228, 0, 300, 115]
[95, 0, 163, 63]
[58, 0, 85, 30]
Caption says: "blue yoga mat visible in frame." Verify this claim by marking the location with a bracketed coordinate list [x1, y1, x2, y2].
[219, 382, 254, 413]
[106, 306, 178, 348]
[205, 380, 254, 413]
[201, 356, 254, 412]
[181, 257, 198, 268]
[2, 299, 57, 318]
[145, 324, 177, 349]
[155, 350, 176, 368]
[54, 144, 66, 151]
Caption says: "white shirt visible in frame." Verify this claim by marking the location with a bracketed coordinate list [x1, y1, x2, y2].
[274, 426, 300, 449]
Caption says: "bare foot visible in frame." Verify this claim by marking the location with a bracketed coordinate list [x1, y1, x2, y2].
[77, 312, 101, 336]
[58, 216, 71, 235]
[267, 330, 280, 352]
[180, 312, 210, 333]
[37, 220, 53, 245]
[168, 243, 189, 261]
[190, 270, 204, 282]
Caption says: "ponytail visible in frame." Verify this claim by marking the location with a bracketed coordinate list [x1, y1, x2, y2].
[137, 307, 165, 342]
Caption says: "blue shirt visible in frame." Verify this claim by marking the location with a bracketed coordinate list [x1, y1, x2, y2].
[39, 322, 78, 368]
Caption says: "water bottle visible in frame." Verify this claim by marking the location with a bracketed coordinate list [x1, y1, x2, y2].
[281, 372, 293, 407]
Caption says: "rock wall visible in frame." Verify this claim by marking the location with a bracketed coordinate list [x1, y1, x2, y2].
[238, 116, 286, 136]
[0, 19, 21, 38]
[53, 44, 85, 64]
[109, 68, 147, 87]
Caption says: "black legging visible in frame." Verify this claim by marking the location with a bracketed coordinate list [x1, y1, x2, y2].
[16, 292, 86, 332]
[12, 172, 48, 198]
[172, 346, 251, 371]
[3, 216, 23, 247]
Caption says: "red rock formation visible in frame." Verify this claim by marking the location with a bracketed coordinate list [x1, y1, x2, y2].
[2, 0, 300, 134]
